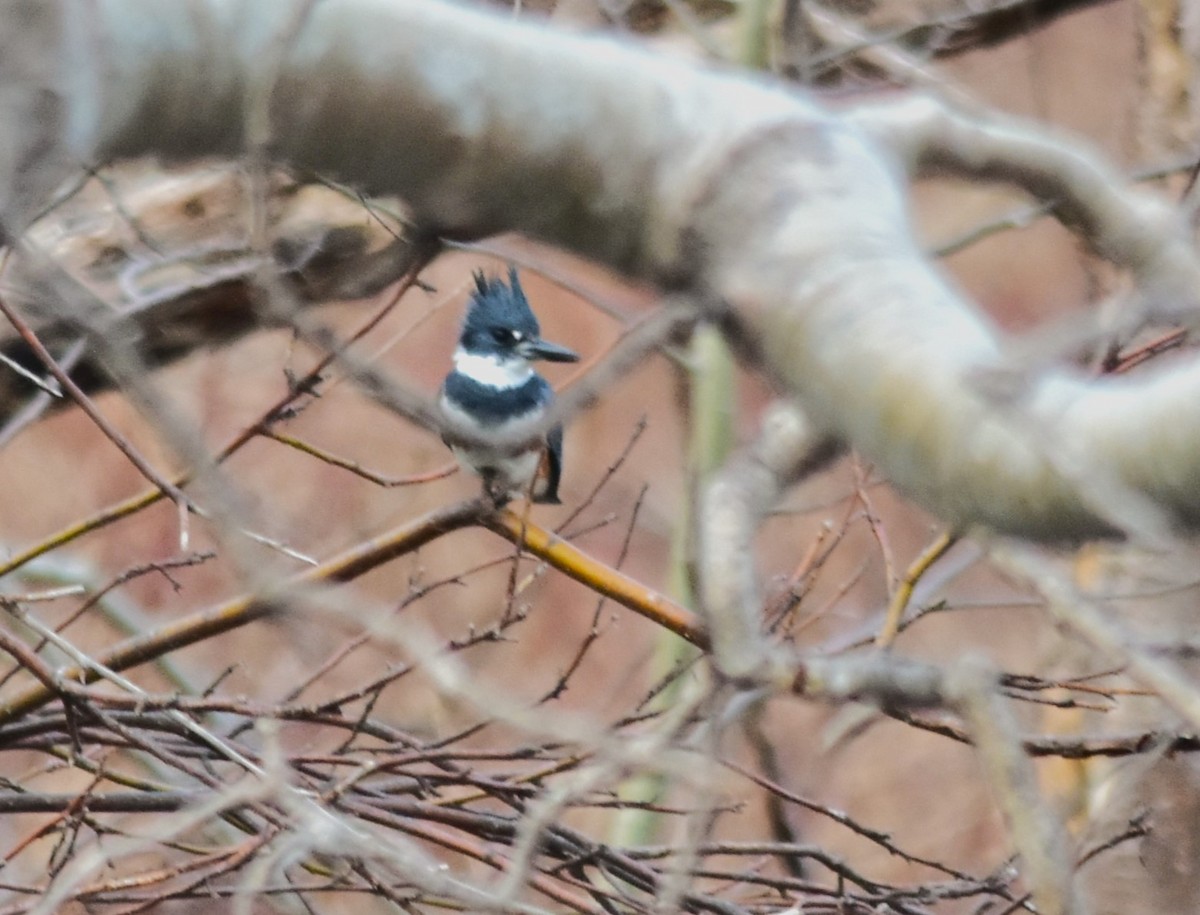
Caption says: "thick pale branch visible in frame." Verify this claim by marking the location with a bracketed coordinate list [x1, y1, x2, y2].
[849, 96, 1200, 314]
[950, 659, 1078, 915]
[2, 0, 1200, 540]
[698, 401, 839, 678]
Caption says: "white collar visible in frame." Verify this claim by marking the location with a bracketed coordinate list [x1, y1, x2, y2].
[453, 348, 534, 389]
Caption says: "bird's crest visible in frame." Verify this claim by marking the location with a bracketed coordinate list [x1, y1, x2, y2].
[464, 267, 540, 338]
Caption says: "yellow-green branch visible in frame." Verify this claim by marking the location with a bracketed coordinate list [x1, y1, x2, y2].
[0, 501, 707, 724]
[483, 509, 708, 649]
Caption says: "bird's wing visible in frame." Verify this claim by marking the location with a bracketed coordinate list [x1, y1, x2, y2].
[538, 423, 565, 504]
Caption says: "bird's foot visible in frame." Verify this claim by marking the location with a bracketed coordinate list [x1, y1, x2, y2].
[481, 476, 513, 508]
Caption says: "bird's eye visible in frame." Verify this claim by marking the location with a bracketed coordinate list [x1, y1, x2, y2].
[491, 328, 520, 345]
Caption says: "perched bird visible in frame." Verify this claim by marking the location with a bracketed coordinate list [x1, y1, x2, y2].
[440, 268, 579, 504]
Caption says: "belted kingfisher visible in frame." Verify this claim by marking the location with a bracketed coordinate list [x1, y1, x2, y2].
[439, 268, 579, 504]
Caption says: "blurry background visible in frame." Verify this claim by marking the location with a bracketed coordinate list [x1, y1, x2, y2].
[1, 1, 1196, 912]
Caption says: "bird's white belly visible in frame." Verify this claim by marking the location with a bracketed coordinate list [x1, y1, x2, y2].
[450, 444, 541, 495]
[440, 393, 548, 497]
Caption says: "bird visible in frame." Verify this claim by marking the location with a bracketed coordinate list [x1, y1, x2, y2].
[439, 267, 579, 505]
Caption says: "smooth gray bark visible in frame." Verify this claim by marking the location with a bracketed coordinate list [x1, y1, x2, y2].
[2, 0, 1199, 543]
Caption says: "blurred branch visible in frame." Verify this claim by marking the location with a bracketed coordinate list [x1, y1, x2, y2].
[994, 544, 1200, 733]
[699, 401, 839, 679]
[950, 658, 1078, 915]
[0, 244, 435, 580]
[898, 708, 1200, 759]
[808, 0, 1122, 79]
[0, 498, 487, 724]
[0, 501, 705, 725]
[850, 97, 1200, 318]
[790, 651, 1078, 911]
[802, 3, 980, 105]
[0, 5, 1193, 909]
[917, 0, 1120, 56]
[2, 0, 1199, 543]
[0, 166, 420, 423]
[0, 283, 193, 527]
[260, 429, 458, 487]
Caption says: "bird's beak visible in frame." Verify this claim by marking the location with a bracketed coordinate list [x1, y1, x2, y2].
[521, 338, 580, 363]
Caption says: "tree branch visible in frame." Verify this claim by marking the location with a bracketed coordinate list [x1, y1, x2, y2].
[2, 0, 1200, 546]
